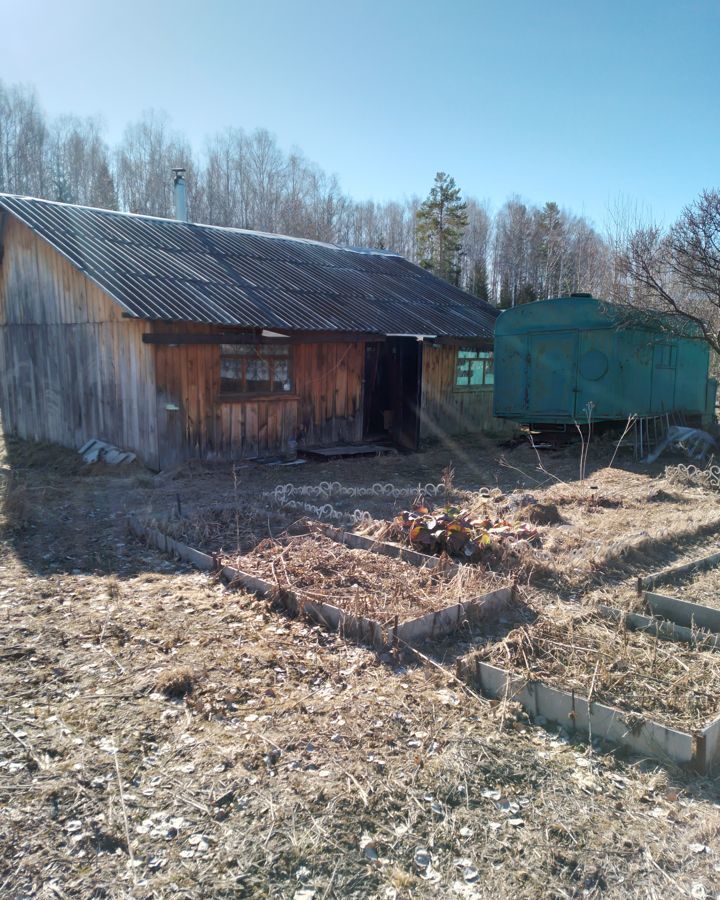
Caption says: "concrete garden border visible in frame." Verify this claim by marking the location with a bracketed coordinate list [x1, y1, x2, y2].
[597, 603, 720, 650]
[643, 592, 720, 635]
[632, 548, 720, 634]
[128, 516, 514, 651]
[456, 651, 720, 773]
[128, 516, 720, 769]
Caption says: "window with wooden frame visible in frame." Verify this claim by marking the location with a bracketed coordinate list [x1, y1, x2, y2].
[219, 344, 293, 397]
[454, 348, 494, 390]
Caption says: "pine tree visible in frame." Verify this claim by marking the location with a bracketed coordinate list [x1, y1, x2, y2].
[415, 172, 468, 286]
[517, 282, 538, 305]
[469, 258, 490, 302]
[91, 158, 118, 210]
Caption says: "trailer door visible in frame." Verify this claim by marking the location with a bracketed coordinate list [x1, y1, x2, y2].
[574, 330, 622, 420]
[650, 340, 677, 414]
[527, 331, 578, 418]
[493, 334, 528, 415]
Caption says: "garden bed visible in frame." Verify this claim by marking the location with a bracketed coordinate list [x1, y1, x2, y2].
[129, 518, 515, 650]
[636, 549, 720, 632]
[472, 610, 720, 732]
[229, 531, 502, 622]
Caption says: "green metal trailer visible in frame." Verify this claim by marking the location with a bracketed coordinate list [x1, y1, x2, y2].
[493, 295, 715, 427]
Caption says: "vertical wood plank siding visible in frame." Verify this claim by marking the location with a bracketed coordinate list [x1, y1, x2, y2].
[420, 344, 511, 440]
[0, 216, 159, 466]
[151, 322, 365, 467]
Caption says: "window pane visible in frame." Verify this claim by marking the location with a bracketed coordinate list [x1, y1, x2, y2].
[246, 357, 270, 391]
[220, 356, 244, 393]
[455, 349, 494, 388]
[272, 358, 291, 391]
[469, 361, 484, 385]
[221, 344, 294, 395]
[455, 360, 472, 384]
[221, 357, 242, 379]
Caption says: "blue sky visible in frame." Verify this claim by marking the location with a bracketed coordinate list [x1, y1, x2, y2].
[2, 0, 719, 228]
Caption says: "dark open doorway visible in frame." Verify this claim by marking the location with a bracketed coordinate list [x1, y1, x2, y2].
[363, 337, 422, 450]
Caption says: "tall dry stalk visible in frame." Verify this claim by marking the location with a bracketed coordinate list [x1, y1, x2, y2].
[441, 462, 455, 495]
[608, 414, 638, 469]
[232, 464, 241, 555]
[574, 401, 595, 482]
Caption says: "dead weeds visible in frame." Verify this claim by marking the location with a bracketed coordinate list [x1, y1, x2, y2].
[2, 433, 720, 896]
[231, 531, 504, 621]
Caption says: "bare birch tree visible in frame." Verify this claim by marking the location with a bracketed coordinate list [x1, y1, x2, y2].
[0, 82, 49, 196]
[614, 189, 720, 352]
[116, 110, 197, 217]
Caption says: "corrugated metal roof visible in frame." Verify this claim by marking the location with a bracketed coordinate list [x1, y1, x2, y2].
[0, 194, 498, 338]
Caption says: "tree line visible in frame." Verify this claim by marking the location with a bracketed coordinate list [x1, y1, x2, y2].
[0, 79, 623, 307]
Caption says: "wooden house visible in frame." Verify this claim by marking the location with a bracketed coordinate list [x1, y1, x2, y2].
[0, 194, 503, 469]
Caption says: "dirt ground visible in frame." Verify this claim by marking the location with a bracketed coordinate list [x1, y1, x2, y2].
[2, 431, 720, 898]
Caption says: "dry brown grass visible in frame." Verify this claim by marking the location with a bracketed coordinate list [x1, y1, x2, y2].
[3, 434, 720, 896]
[154, 666, 195, 698]
[3, 543, 720, 898]
[526, 501, 563, 525]
[0, 473, 32, 533]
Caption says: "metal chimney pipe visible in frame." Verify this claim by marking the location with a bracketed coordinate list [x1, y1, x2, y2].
[172, 167, 187, 222]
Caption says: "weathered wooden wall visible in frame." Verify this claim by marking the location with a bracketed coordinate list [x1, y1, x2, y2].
[0, 216, 159, 466]
[152, 322, 364, 467]
[420, 344, 513, 440]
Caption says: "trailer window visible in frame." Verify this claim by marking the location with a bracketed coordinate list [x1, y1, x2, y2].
[455, 348, 494, 389]
[220, 344, 293, 396]
[655, 343, 677, 369]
